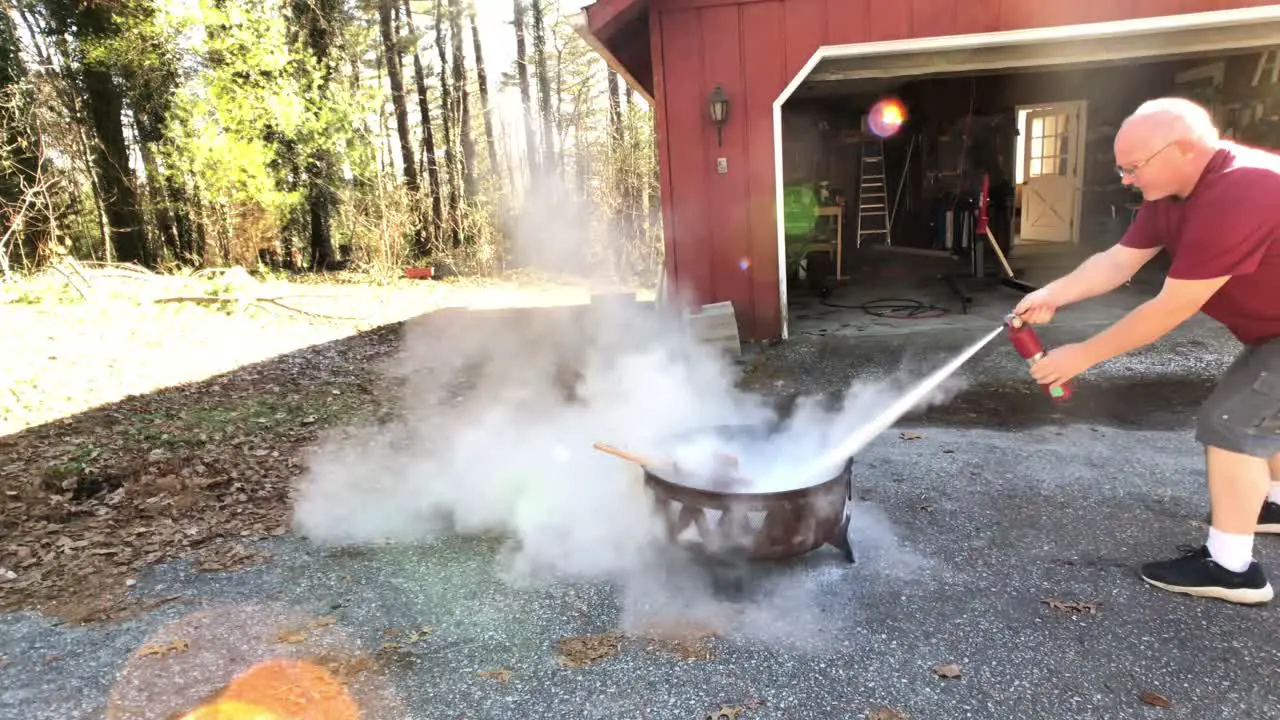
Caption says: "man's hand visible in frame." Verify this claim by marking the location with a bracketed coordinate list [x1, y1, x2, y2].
[1029, 343, 1097, 388]
[1013, 287, 1058, 325]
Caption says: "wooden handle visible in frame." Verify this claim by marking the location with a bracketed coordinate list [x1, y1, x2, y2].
[592, 441, 656, 467]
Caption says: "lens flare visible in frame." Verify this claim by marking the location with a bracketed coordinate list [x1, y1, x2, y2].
[868, 97, 907, 138]
[738, 257, 751, 271]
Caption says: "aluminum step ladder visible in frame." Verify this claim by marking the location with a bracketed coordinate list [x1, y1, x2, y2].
[855, 134, 891, 248]
[1253, 48, 1280, 87]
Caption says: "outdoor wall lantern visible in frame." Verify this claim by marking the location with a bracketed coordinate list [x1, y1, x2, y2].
[709, 84, 729, 146]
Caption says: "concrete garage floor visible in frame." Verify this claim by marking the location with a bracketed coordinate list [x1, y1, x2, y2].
[4, 265, 1279, 719]
[787, 242, 1161, 341]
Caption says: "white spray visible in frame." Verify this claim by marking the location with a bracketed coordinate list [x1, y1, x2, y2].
[794, 325, 1006, 485]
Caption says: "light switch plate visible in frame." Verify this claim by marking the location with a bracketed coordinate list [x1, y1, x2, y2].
[716, 157, 728, 174]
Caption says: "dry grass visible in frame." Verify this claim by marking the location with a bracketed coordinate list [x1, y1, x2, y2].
[1, 266, 612, 436]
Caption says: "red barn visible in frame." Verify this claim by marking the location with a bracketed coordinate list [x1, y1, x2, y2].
[572, 0, 1280, 341]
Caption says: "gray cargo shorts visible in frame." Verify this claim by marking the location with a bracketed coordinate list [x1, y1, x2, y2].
[1197, 338, 1280, 458]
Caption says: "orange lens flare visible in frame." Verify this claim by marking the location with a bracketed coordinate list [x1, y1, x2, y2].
[868, 97, 907, 138]
[179, 659, 360, 720]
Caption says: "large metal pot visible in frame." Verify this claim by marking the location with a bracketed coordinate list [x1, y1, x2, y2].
[641, 424, 855, 564]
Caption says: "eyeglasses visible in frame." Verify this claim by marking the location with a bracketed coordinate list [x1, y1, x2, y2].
[1115, 141, 1175, 178]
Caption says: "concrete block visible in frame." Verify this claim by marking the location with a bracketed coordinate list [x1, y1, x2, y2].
[686, 301, 741, 358]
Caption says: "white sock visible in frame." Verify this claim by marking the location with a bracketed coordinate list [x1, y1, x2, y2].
[1207, 527, 1254, 573]
[1268, 483, 1280, 504]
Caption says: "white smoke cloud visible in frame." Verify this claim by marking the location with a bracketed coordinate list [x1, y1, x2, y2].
[290, 174, 958, 646]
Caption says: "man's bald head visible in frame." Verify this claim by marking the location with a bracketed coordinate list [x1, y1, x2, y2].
[1114, 97, 1222, 200]
[1118, 97, 1220, 150]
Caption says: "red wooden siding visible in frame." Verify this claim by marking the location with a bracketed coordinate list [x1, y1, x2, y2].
[649, 0, 1274, 340]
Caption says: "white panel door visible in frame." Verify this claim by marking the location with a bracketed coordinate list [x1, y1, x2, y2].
[1021, 101, 1086, 243]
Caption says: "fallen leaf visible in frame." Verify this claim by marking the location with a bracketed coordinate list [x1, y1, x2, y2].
[379, 626, 432, 650]
[932, 663, 962, 679]
[1141, 691, 1172, 708]
[867, 708, 907, 720]
[0, 296, 406, 621]
[1041, 598, 1101, 614]
[899, 431, 924, 441]
[479, 669, 511, 684]
[638, 621, 720, 661]
[136, 638, 190, 658]
[705, 699, 767, 719]
[312, 652, 375, 683]
[276, 629, 306, 644]
[556, 632, 623, 668]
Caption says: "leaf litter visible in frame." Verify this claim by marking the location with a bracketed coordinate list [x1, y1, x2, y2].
[932, 663, 962, 679]
[135, 638, 190, 658]
[0, 313, 403, 622]
[1041, 597, 1102, 615]
[1, 274, 598, 622]
[1141, 691, 1172, 708]
[556, 631, 624, 668]
[478, 669, 512, 684]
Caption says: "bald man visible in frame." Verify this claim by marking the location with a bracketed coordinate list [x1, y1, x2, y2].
[1013, 97, 1280, 605]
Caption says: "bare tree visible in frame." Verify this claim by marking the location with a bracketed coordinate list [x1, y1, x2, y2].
[435, 0, 460, 245]
[448, 0, 475, 200]
[400, 0, 444, 249]
[530, 0, 554, 173]
[468, 2, 499, 180]
[512, 0, 538, 178]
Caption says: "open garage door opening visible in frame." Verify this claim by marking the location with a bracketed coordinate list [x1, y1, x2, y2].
[773, 9, 1280, 339]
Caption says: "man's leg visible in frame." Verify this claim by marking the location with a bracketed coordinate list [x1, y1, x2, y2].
[1140, 343, 1280, 605]
[1262, 453, 1280, 533]
[1205, 445, 1270, 566]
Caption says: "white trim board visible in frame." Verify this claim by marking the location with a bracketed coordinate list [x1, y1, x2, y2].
[771, 5, 1280, 340]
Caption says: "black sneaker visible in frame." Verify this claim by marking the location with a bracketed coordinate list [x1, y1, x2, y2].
[1139, 545, 1273, 605]
[1260, 502, 1280, 534]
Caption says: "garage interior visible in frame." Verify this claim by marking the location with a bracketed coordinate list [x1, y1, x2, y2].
[780, 29, 1280, 340]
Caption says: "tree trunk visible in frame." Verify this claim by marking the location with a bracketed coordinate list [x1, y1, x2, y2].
[167, 176, 197, 263]
[379, 0, 419, 195]
[0, 7, 45, 267]
[512, 0, 538, 179]
[530, 0, 554, 173]
[434, 0, 460, 246]
[448, 0, 475, 202]
[379, 0, 425, 255]
[400, 0, 443, 250]
[293, 0, 343, 269]
[138, 145, 180, 262]
[607, 69, 622, 148]
[76, 3, 150, 266]
[468, 3, 498, 179]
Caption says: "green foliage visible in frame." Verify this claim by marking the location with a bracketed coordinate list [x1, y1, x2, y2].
[11, 0, 663, 279]
[122, 0, 373, 263]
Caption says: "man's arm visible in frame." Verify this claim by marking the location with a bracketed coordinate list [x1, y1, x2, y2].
[1079, 275, 1230, 364]
[1039, 243, 1163, 306]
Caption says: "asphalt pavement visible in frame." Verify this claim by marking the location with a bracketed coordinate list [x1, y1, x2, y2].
[5, 298, 1280, 719]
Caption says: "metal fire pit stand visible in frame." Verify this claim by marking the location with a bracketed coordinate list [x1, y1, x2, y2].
[641, 456, 856, 566]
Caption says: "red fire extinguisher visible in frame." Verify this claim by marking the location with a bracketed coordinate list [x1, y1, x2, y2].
[1004, 313, 1073, 402]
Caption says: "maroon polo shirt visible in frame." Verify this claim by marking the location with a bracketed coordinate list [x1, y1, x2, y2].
[1119, 141, 1280, 345]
